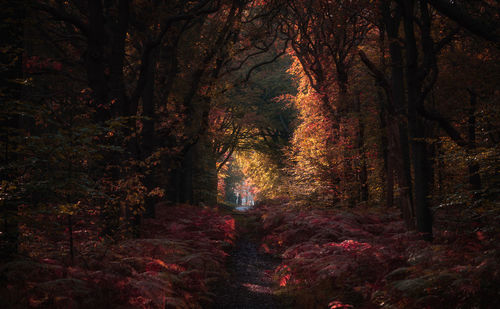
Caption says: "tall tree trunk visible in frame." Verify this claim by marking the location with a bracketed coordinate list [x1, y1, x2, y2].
[435, 142, 444, 196]
[141, 48, 158, 217]
[402, 0, 433, 240]
[87, 0, 109, 122]
[109, 0, 129, 118]
[180, 147, 194, 204]
[383, 1, 414, 227]
[336, 66, 356, 207]
[355, 94, 369, 202]
[0, 0, 25, 260]
[378, 87, 394, 208]
[375, 25, 394, 208]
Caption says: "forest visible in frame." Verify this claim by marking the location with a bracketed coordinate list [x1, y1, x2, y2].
[1, 0, 499, 308]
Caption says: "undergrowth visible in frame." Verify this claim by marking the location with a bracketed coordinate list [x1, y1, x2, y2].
[251, 202, 500, 309]
[0, 204, 235, 308]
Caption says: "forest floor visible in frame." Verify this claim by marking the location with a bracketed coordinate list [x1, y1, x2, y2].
[2, 202, 498, 308]
[211, 211, 282, 309]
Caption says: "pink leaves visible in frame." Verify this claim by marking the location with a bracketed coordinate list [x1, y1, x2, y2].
[256, 204, 406, 306]
[221, 216, 236, 242]
[328, 300, 353, 309]
[255, 202, 500, 308]
[168, 222, 187, 233]
[103, 205, 236, 307]
[325, 239, 371, 251]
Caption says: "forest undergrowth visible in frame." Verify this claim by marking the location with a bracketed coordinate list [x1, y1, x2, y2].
[0, 204, 236, 308]
[1, 199, 499, 309]
[250, 200, 500, 309]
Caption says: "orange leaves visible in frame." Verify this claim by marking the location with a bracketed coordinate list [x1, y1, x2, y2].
[222, 217, 236, 241]
[279, 273, 291, 287]
[145, 260, 186, 274]
[285, 55, 357, 204]
[275, 264, 292, 287]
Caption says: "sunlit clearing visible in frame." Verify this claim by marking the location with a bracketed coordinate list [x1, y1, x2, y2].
[217, 151, 259, 208]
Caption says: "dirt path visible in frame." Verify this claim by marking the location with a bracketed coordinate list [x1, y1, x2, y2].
[212, 213, 281, 308]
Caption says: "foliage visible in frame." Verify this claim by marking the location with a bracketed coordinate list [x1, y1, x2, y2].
[1, 0, 499, 307]
[0, 205, 235, 308]
[217, 55, 297, 202]
[253, 203, 500, 308]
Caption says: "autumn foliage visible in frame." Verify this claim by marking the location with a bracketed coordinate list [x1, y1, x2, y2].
[0, 205, 235, 308]
[2, 0, 500, 308]
[253, 203, 500, 308]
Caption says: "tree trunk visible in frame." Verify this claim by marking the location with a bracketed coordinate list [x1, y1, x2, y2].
[87, 0, 109, 122]
[336, 67, 356, 207]
[109, 0, 129, 118]
[403, 0, 433, 240]
[382, 1, 414, 227]
[435, 142, 444, 196]
[355, 94, 369, 202]
[180, 147, 194, 204]
[0, 1, 25, 260]
[378, 88, 394, 208]
[141, 48, 158, 218]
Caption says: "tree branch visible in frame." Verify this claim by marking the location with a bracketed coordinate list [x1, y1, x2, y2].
[358, 50, 396, 115]
[245, 39, 289, 81]
[35, 3, 89, 37]
[428, 0, 499, 42]
[417, 106, 468, 147]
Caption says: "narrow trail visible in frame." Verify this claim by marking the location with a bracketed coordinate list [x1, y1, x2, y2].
[212, 212, 282, 309]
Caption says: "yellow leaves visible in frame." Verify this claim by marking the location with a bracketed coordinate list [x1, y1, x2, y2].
[1, 180, 17, 192]
[233, 149, 289, 200]
[58, 201, 81, 215]
[148, 187, 165, 198]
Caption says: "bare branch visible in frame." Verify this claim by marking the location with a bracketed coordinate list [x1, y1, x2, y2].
[417, 106, 468, 147]
[244, 39, 289, 81]
[428, 0, 500, 42]
[35, 3, 89, 36]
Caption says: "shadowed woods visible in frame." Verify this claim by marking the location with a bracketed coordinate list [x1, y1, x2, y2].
[1, 0, 500, 308]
